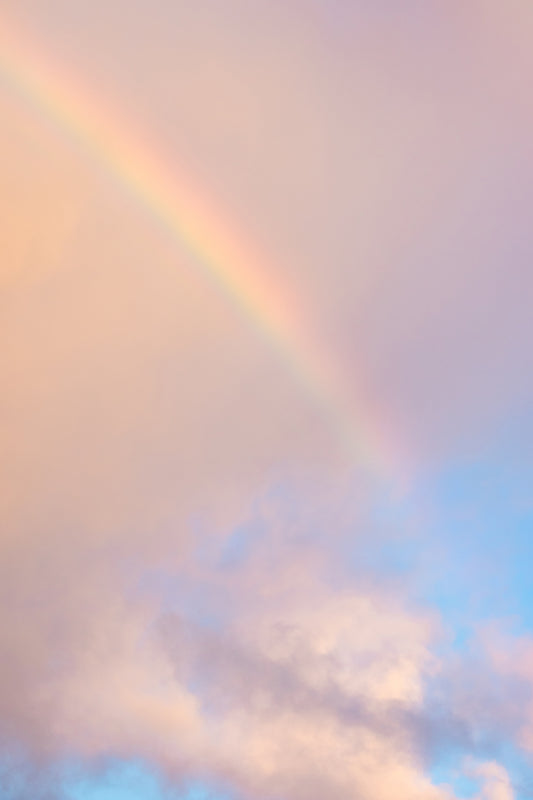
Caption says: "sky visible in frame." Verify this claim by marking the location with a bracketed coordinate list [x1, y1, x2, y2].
[1, 1, 533, 799]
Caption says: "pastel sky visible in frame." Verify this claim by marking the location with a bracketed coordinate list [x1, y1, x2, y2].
[2, 2, 533, 799]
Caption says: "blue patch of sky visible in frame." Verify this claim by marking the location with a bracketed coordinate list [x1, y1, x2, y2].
[344, 448, 533, 643]
[399, 445, 533, 800]
[0, 756, 27, 800]
[0, 753, 233, 800]
[430, 760, 479, 800]
[64, 761, 163, 800]
[429, 747, 533, 800]
[417, 457, 533, 633]
[62, 760, 228, 800]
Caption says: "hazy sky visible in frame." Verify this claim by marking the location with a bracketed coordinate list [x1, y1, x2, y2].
[2, 2, 533, 799]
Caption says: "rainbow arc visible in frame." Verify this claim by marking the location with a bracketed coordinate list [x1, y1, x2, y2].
[0, 15, 402, 477]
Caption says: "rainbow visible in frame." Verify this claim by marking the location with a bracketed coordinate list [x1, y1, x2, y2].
[0, 15, 402, 477]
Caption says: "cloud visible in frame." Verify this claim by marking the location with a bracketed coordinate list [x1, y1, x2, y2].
[472, 627, 533, 756]
[35, 562, 449, 800]
[0, 470, 452, 799]
[474, 762, 515, 800]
